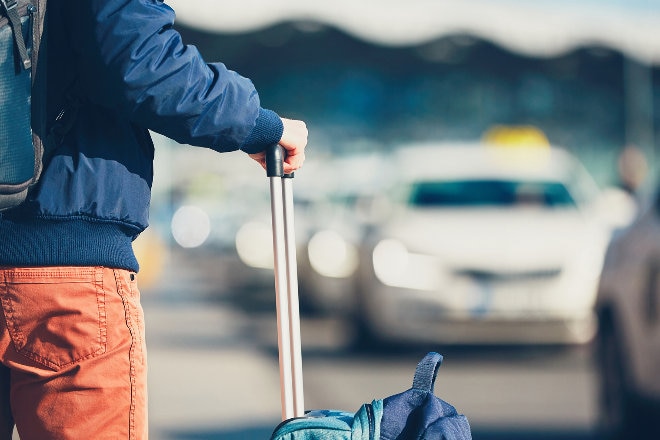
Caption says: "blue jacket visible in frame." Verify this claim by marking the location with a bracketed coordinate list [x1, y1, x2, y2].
[0, 0, 284, 271]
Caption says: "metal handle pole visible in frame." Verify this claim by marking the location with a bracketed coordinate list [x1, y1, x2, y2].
[266, 144, 304, 420]
[282, 176, 305, 417]
[270, 176, 294, 420]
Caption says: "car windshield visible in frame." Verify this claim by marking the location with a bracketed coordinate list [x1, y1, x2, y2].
[408, 180, 577, 208]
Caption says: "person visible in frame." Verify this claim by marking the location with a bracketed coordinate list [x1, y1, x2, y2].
[0, 1, 308, 439]
[616, 144, 648, 197]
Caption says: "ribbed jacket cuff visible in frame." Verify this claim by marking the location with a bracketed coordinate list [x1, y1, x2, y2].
[240, 108, 284, 154]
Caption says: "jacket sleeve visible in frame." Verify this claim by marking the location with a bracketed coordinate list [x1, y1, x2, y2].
[67, 0, 282, 154]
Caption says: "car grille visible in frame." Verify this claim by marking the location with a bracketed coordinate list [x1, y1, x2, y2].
[454, 268, 563, 283]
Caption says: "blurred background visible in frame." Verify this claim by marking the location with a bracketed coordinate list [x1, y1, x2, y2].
[135, 1, 660, 439]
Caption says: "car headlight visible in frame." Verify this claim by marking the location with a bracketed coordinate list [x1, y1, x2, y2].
[555, 241, 607, 310]
[235, 221, 273, 269]
[171, 205, 211, 248]
[308, 230, 359, 278]
[372, 239, 445, 290]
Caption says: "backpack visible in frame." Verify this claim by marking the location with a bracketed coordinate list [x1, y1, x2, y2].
[270, 352, 472, 440]
[0, 0, 47, 211]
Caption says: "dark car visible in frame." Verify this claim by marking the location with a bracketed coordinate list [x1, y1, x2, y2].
[594, 191, 660, 439]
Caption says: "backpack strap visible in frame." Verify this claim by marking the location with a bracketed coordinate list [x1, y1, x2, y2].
[0, 0, 31, 69]
[412, 351, 443, 393]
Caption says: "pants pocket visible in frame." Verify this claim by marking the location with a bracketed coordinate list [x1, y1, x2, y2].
[0, 267, 107, 371]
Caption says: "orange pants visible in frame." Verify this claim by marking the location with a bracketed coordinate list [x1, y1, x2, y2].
[0, 267, 147, 440]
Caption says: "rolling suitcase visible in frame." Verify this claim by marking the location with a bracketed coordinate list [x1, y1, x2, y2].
[264, 144, 472, 439]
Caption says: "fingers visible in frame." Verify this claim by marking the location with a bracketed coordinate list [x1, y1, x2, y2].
[248, 117, 308, 174]
[279, 118, 308, 173]
[249, 149, 304, 174]
[248, 151, 267, 171]
[282, 151, 305, 174]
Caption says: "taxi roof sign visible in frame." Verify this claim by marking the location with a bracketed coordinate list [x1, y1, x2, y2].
[482, 125, 550, 148]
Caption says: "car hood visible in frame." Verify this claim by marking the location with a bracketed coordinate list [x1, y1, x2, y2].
[379, 208, 609, 273]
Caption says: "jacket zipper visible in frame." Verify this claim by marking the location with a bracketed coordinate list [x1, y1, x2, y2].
[366, 403, 376, 440]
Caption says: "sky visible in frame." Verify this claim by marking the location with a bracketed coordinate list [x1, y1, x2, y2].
[167, 0, 660, 64]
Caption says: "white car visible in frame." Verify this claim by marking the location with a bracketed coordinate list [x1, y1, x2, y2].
[594, 194, 660, 439]
[355, 143, 617, 346]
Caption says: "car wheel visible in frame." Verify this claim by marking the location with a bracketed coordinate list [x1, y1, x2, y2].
[349, 279, 389, 352]
[596, 314, 651, 439]
[349, 297, 382, 351]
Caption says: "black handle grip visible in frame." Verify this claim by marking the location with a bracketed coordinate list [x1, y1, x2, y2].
[266, 144, 294, 178]
[266, 144, 284, 177]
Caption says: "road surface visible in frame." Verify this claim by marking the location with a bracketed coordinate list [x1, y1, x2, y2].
[142, 248, 600, 440]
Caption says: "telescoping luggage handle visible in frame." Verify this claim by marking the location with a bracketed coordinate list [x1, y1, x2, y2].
[266, 144, 305, 421]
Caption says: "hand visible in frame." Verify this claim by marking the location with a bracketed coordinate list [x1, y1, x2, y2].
[249, 117, 308, 174]
[279, 118, 308, 174]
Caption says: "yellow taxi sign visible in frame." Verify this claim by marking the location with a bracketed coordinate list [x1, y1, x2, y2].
[482, 125, 550, 148]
